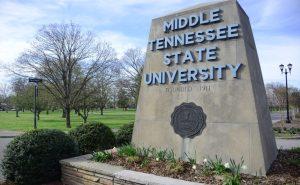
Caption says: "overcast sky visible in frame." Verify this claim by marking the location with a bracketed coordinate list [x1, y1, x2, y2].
[0, 0, 299, 88]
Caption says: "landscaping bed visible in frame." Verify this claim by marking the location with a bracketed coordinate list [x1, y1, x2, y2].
[92, 146, 300, 185]
[273, 119, 300, 138]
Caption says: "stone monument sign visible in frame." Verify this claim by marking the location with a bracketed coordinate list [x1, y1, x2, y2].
[132, 0, 277, 175]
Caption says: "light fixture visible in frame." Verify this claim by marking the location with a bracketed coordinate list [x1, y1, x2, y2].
[279, 64, 284, 73]
[287, 63, 292, 73]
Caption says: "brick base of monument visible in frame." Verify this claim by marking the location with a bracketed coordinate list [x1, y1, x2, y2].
[60, 155, 204, 185]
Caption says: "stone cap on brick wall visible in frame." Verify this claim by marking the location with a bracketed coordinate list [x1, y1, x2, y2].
[60, 154, 125, 177]
[60, 155, 205, 185]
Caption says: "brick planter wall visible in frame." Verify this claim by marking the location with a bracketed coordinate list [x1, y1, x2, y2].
[61, 165, 115, 185]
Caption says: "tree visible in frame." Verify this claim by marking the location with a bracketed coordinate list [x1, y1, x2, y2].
[94, 59, 119, 115]
[109, 85, 119, 109]
[121, 48, 145, 107]
[73, 43, 117, 122]
[117, 88, 130, 111]
[0, 83, 11, 112]
[10, 79, 51, 121]
[74, 83, 96, 123]
[16, 23, 115, 128]
[14, 82, 51, 120]
[116, 79, 131, 111]
[11, 78, 27, 117]
[25, 85, 50, 120]
[95, 78, 110, 115]
[265, 83, 286, 110]
[266, 82, 300, 113]
[290, 88, 300, 111]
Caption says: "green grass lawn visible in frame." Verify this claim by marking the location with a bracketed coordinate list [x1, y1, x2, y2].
[0, 109, 135, 131]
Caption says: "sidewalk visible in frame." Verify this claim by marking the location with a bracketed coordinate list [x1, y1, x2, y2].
[0, 131, 23, 182]
[0, 131, 24, 138]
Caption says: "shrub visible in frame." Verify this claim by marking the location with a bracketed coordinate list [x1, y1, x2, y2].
[117, 144, 137, 157]
[1, 129, 78, 185]
[136, 147, 152, 158]
[185, 152, 196, 165]
[224, 174, 241, 185]
[223, 158, 245, 185]
[115, 123, 134, 146]
[166, 150, 176, 163]
[288, 128, 296, 134]
[69, 122, 115, 154]
[273, 127, 280, 132]
[155, 149, 168, 161]
[92, 151, 112, 162]
[204, 155, 227, 175]
[290, 147, 300, 153]
[287, 158, 300, 166]
[288, 128, 300, 135]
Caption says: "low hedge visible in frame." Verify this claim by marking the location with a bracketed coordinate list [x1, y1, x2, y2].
[69, 122, 115, 154]
[1, 129, 79, 185]
[116, 123, 134, 146]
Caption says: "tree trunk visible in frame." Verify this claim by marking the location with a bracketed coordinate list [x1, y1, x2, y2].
[37, 112, 40, 120]
[16, 110, 19, 117]
[46, 110, 49, 114]
[65, 107, 71, 128]
[83, 116, 87, 123]
[100, 108, 103, 115]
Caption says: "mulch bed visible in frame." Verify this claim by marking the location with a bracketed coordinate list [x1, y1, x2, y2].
[273, 119, 300, 138]
[106, 149, 300, 185]
[1, 150, 298, 185]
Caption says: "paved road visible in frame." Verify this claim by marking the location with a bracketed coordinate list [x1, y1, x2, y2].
[270, 110, 298, 123]
[0, 131, 22, 182]
[0, 138, 12, 160]
[0, 138, 13, 182]
[271, 112, 284, 123]
[276, 138, 300, 149]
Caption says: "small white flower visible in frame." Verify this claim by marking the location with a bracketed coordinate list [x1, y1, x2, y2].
[111, 147, 117, 154]
[241, 165, 247, 170]
[192, 164, 197, 170]
[224, 162, 230, 169]
[155, 157, 159, 161]
[203, 158, 208, 163]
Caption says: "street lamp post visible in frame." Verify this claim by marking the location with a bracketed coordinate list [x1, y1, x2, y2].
[29, 78, 43, 129]
[279, 63, 292, 123]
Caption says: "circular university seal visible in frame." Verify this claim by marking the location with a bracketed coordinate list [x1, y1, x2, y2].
[171, 102, 206, 139]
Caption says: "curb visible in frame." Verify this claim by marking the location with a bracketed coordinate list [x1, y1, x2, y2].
[0, 131, 24, 139]
[0, 136, 17, 138]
